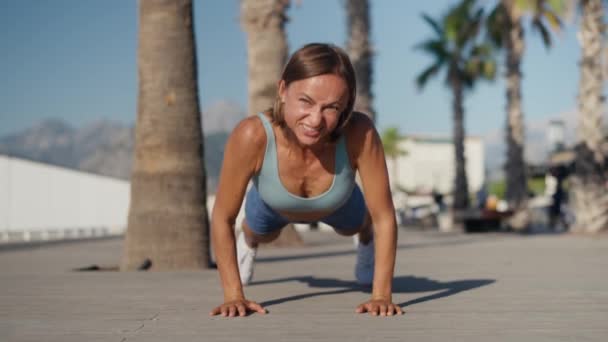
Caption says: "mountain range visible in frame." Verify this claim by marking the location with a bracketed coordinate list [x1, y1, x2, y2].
[0, 100, 245, 193]
[2, 105, 602, 189]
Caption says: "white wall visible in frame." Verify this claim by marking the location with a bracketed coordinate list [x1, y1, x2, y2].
[386, 136, 485, 194]
[0, 155, 130, 240]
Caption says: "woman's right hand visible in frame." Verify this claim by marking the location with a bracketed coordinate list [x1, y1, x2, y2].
[209, 298, 267, 317]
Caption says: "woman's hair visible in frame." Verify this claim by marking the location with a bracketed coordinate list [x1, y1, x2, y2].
[268, 43, 357, 141]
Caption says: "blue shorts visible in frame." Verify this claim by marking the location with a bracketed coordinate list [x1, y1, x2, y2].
[244, 184, 367, 235]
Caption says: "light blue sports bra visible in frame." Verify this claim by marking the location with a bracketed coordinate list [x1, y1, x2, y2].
[253, 113, 356, 213]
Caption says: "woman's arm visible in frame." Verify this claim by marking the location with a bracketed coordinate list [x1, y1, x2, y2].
[348, 112, 402, 315]
[210, 116, 266, 317]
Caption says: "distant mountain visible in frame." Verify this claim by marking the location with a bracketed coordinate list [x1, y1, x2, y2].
[0, 119, 135, 179]
[0, 100, 246, 193]
[202, 100, 245, 133]
[0, 118, 78, 167]
[77, 123, 134, 179]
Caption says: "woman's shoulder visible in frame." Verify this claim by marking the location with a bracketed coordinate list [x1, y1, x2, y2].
[344, 111, 377, 140]
[225, 114, 267, 156]
[232, 114, 266, 139]
[343, 111, 379, 166]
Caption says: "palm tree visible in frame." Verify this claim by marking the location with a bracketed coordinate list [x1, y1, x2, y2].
[381, 127, 407, 190]
[486, 0, 565, 226]
[345, 0, 375, 120]
[241, 0, 302, 245]
[571, 0, 608, 233]
[121, 0, 210, 270]
[415, 0, 497, 212]
[241, 0, 289, 115]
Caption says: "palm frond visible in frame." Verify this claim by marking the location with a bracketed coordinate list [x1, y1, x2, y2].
[415, 0, 498, 92]
[482, 60, 497, 80]
[471, 43, 493, 58]
[413, 39, 449, 59]
[444, 13, 462, 42]
[415, 62, 443, 90]
[531, 0, 564, 48]
[465, 59, 480, 76]
[461, 72, 475, 89]
[457, 8, 484, 46]
[444, 0, 475, 42]
[486, 4, 508, 47]
[546, 0, 567, 16]
[542, 9, 563, 30]
[471, 6, 484, 25]
[462, 42, 497, 86]
[421, 13, 443, 38]
[515, 0, 533, 11]
[532, 18, 553, 48]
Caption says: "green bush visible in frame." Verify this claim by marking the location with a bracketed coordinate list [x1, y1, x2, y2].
[489, 180, 505, 198]
[528, 177, 545, 196]
[488, 177, 545, 199]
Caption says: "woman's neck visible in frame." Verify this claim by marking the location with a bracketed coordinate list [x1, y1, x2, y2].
[278, 124, 332, 159]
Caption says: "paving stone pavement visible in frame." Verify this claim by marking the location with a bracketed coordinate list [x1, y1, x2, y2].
[1, 229, 607, 342]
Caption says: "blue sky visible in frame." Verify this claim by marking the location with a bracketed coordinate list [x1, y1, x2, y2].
[0, 0, 582, 138]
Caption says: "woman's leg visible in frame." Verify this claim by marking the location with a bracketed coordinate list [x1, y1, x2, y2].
[320, 186, 374, 285]
[332, 212, 373, 244]
[241, 219, 282, 248]
[238, 186, 288, 285]
[322, 185, 372, 243]
[237, 219, 283, 286]
[242, 185, 289, 244]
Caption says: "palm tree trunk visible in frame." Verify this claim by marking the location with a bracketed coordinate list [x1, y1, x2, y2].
[241, 0, 289, 115]
[504, 1, 528, 213]
[571, 0, 608, 233]
[451, 76, 469, 211]
[121, 0, 210, 271]
[241, 0, 302, 246]
[345, 0, 375, 121]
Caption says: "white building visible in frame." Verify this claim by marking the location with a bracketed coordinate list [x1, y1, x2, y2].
[386, 135, 485, 195]
[0, 154, 130, 242]
[0, 154, 225, 243]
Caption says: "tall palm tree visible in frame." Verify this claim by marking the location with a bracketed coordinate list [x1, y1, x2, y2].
[240, 0, 302, 245]
[415, 0, 497, 211]
[345, 0, 375, 120]
[571, 0, 608, 233]
[486, 0, 564, 221]
[121, 0, 210, 271]
[381, 127, 407, 190]
[241, 0, 289, 115]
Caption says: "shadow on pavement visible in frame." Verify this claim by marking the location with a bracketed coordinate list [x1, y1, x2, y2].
[254, 275, 495, 309]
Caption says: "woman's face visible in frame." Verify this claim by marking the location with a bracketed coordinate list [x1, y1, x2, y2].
[279, 73, 349, 147]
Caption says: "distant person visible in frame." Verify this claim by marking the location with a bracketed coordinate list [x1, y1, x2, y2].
[547, 165, 568, 231]
[475, 184, 488, 211]
[210, 43, 402, 318]
[431, 188, 445, 212]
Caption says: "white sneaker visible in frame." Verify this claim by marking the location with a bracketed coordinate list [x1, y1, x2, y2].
[236, 232, 257, 286]
[355, 238, 374, 286]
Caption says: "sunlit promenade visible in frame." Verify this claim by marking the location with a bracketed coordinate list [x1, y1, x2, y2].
[1, 228, 607, 341]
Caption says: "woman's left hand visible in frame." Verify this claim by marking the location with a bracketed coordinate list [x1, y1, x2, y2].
[355, 298, 404, 316]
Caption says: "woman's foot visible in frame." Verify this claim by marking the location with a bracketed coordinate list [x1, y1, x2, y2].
[236, 232, 257, 285]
